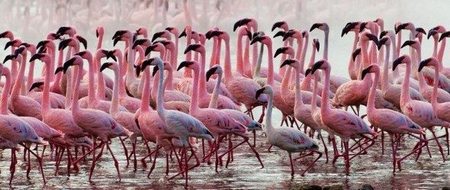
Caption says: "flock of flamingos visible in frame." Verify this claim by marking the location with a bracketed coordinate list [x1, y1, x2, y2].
[0, 17, 450, 188]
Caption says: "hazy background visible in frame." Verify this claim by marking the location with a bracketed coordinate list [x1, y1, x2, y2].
[0, 0, 449, 76]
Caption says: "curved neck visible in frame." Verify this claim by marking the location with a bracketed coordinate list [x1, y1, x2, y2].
[208, 71, 222, 108]
[281, 66, 293, 93]
[265, 91, 274, 132]
[156, 63, 166, 118]
[110, 66, 120, 114]
[165, 67, 174, 90]
[126, 40, 137, 81]
[52, 49, 64, 90]
[253, 44, 264, 78]
[311, 74, 319, 111]
[243, 38, 251, 76]
[1, 69, 11, 114]
[10, 47, 17, 83]
[266, 43, 274, 85]
[361, 40, 370, 68]
[381, 44, 391, 91]
[189, 67, 200, 113]
[184, 31, 193, 78]
[173, 37, 179, 69]
[42, 60, 52, 112]
[279, 40, 290, 76]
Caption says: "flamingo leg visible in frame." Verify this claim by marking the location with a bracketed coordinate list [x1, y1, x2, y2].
[9, 149, 16, 186]
[431, 129, 446, 162]
[319, 133, 329, 163]
[89, 142, 105, 182]
[288, 152, 294, 177]
[300, 150, 322, 176]
[26, 145, 31, 179]
[397, 135, 427, 171]
[344, 140, 350, 175]
[74, 142, 103, 165]
[148, 145, 161, 178]
[119, 137, 130, 168]
[22, 144, 46, 184]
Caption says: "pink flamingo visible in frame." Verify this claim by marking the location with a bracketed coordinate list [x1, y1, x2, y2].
[362, 64, 425, 173]
[0, 66, 47, 185]
[310, 23, 349, 93]
[147, 57, 214, 188]
[0, 30, 18, 81]
[311, 59, 376, 175]
[430, 27, 450, 77]
[61, 55, 132, 182]
[100, 61, 142, 171]
[256, 85, 321, 177]
[95, 26, 114, 90]
[183, 43, 240, 110]
[341, 22, 362, 80]
[401, 40, 450, 103]
[5, 47, 42, 120]
[76, 50, 127, 113]
[393, 55, 447, 165]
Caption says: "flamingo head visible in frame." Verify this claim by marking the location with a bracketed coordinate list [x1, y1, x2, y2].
[179, 25, 192, 38]
[439, 31, 450, 42]
[165, 27, 179, 36]
[274, 46, 294, 58]
[206, 65, 223, 82]
[177, 60, 198, 72]
[112, 30, 132, 46]
[427, 29, 438, 40]
[152, 61, 172, 77]
[30, 53, 51, 63]
[415, 28, 426, 39]
[4, 39, 22, 50]
[233, 18, 253, 32]
[418, 57, 439, 72]
[313, 38, 320, 52]
[255, 85, 273, 99]
[395, 22, 414, 34]
[401, 39, 420, 51]
[20, 42, 36, 54]
[311, 59, 329, 74]
[280, 58, 299, 69]
[75, 50, 93, 61]
[58, 38, 77, 50]
[310, 23, 329, 33]
[152, 30, 171, 42]
[145, 42, 164, 56]
[132, 39, 150, 50]
[361, 65, 380, 80]
[136, 27, 148, 38]
[62, 55, 83, 73]
[271, 21, 289, 32]
[378, 36, 391, 50]
[46, 33, 60, 40]
[392, 55, 411, 71]
[96, 26, 104, 38]
[29, 81, 44, 92]
[56, 26, 77, 37]
[282, 29, 302, 41]
[341, 22, 360, 37]
[250, 35, 271, 46]
[184, 43, 205, 55]
[0, 31, 14, 40]
[100, 62, 115, 72]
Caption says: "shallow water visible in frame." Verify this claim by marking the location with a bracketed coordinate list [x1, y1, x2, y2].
[1, 127, 450, 189]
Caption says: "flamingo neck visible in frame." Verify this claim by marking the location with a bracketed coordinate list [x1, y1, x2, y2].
[208, 71, 222, 108]
[243, 38, 251, 76]
[110, 66, 120, 115]
[42, 60, 52, 113]
[126, 40, 136, 81]
[189, 67, 200, 114]
[1, 69, 11, 114]
[97, 34, 103, 50]
[223, 38, 233, 81]
[253, 44, 264, 78]
[279, 40, 289, 76]
[311, 73, 319, 111]
[400, 62, 412, 105]
[367, 71, 379, 113]
[95, 56, 106, 100]
[199, 51, 208, 96]
[294, 66, 304, 108]
[10, 47, 17, 81]
[281, 66, 292, 94]
[140, 66, 152, 112]
[438, 37, 446, 66]
[86, 56, 96, 106]
[165, 67, 174, 90]
[71, 64, 84, 113]
[415, 48, 427, 90]
[11, 54, 26, 98]
[173, 36, 179, 69]
[320, 68, 331, 115]
[432, 37, 438, 58]
[236, 34, 244, 75]
[156, 63, 167, 120]
[324, 31, 329, 60]
[381, 44, 391, 92]
[266, 43, 274, 85]
[432, 65, 439, 110]
[184, 31, 193, 78]
[265, 91, 274, 133]
[299, 35, 309, 74]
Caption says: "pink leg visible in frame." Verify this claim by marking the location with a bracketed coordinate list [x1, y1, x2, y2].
[344, 140, 350, 175]
[147, 145, 161, 178]
[107, 142, 121, 182]
[431, 129, 446, 162]
[288, 152, 294, 177]
[319, 133, 329, 164]
[119, 137, 130, 168]
[89, 142, 105, 182]
[22, 144, 46, 184]
[9, 149, 17, 186]
[299, 150, 322, 176]
[26, 146, 31, 179]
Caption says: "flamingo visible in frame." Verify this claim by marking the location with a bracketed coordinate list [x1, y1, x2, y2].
[311, 59, 376, 175]
[256, 85, 321, 177]
[392, 55, 448, 164]
[5, 47, 42, 120]
[0, 65, 48, 185]
[145, 57, 214, 188]
[361, 64, 425, 173]
[100, 61, 143, 171]
[60, 55, 131, 182]
[310, 23, 349, 93]
[183, 43, 240, 110]
[401, 39, 450, 103]
[341, 22, 362, 80]
[377, 33, 424, 109]
[427, 26, 450, 78]
[207, 31, 267, 118]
